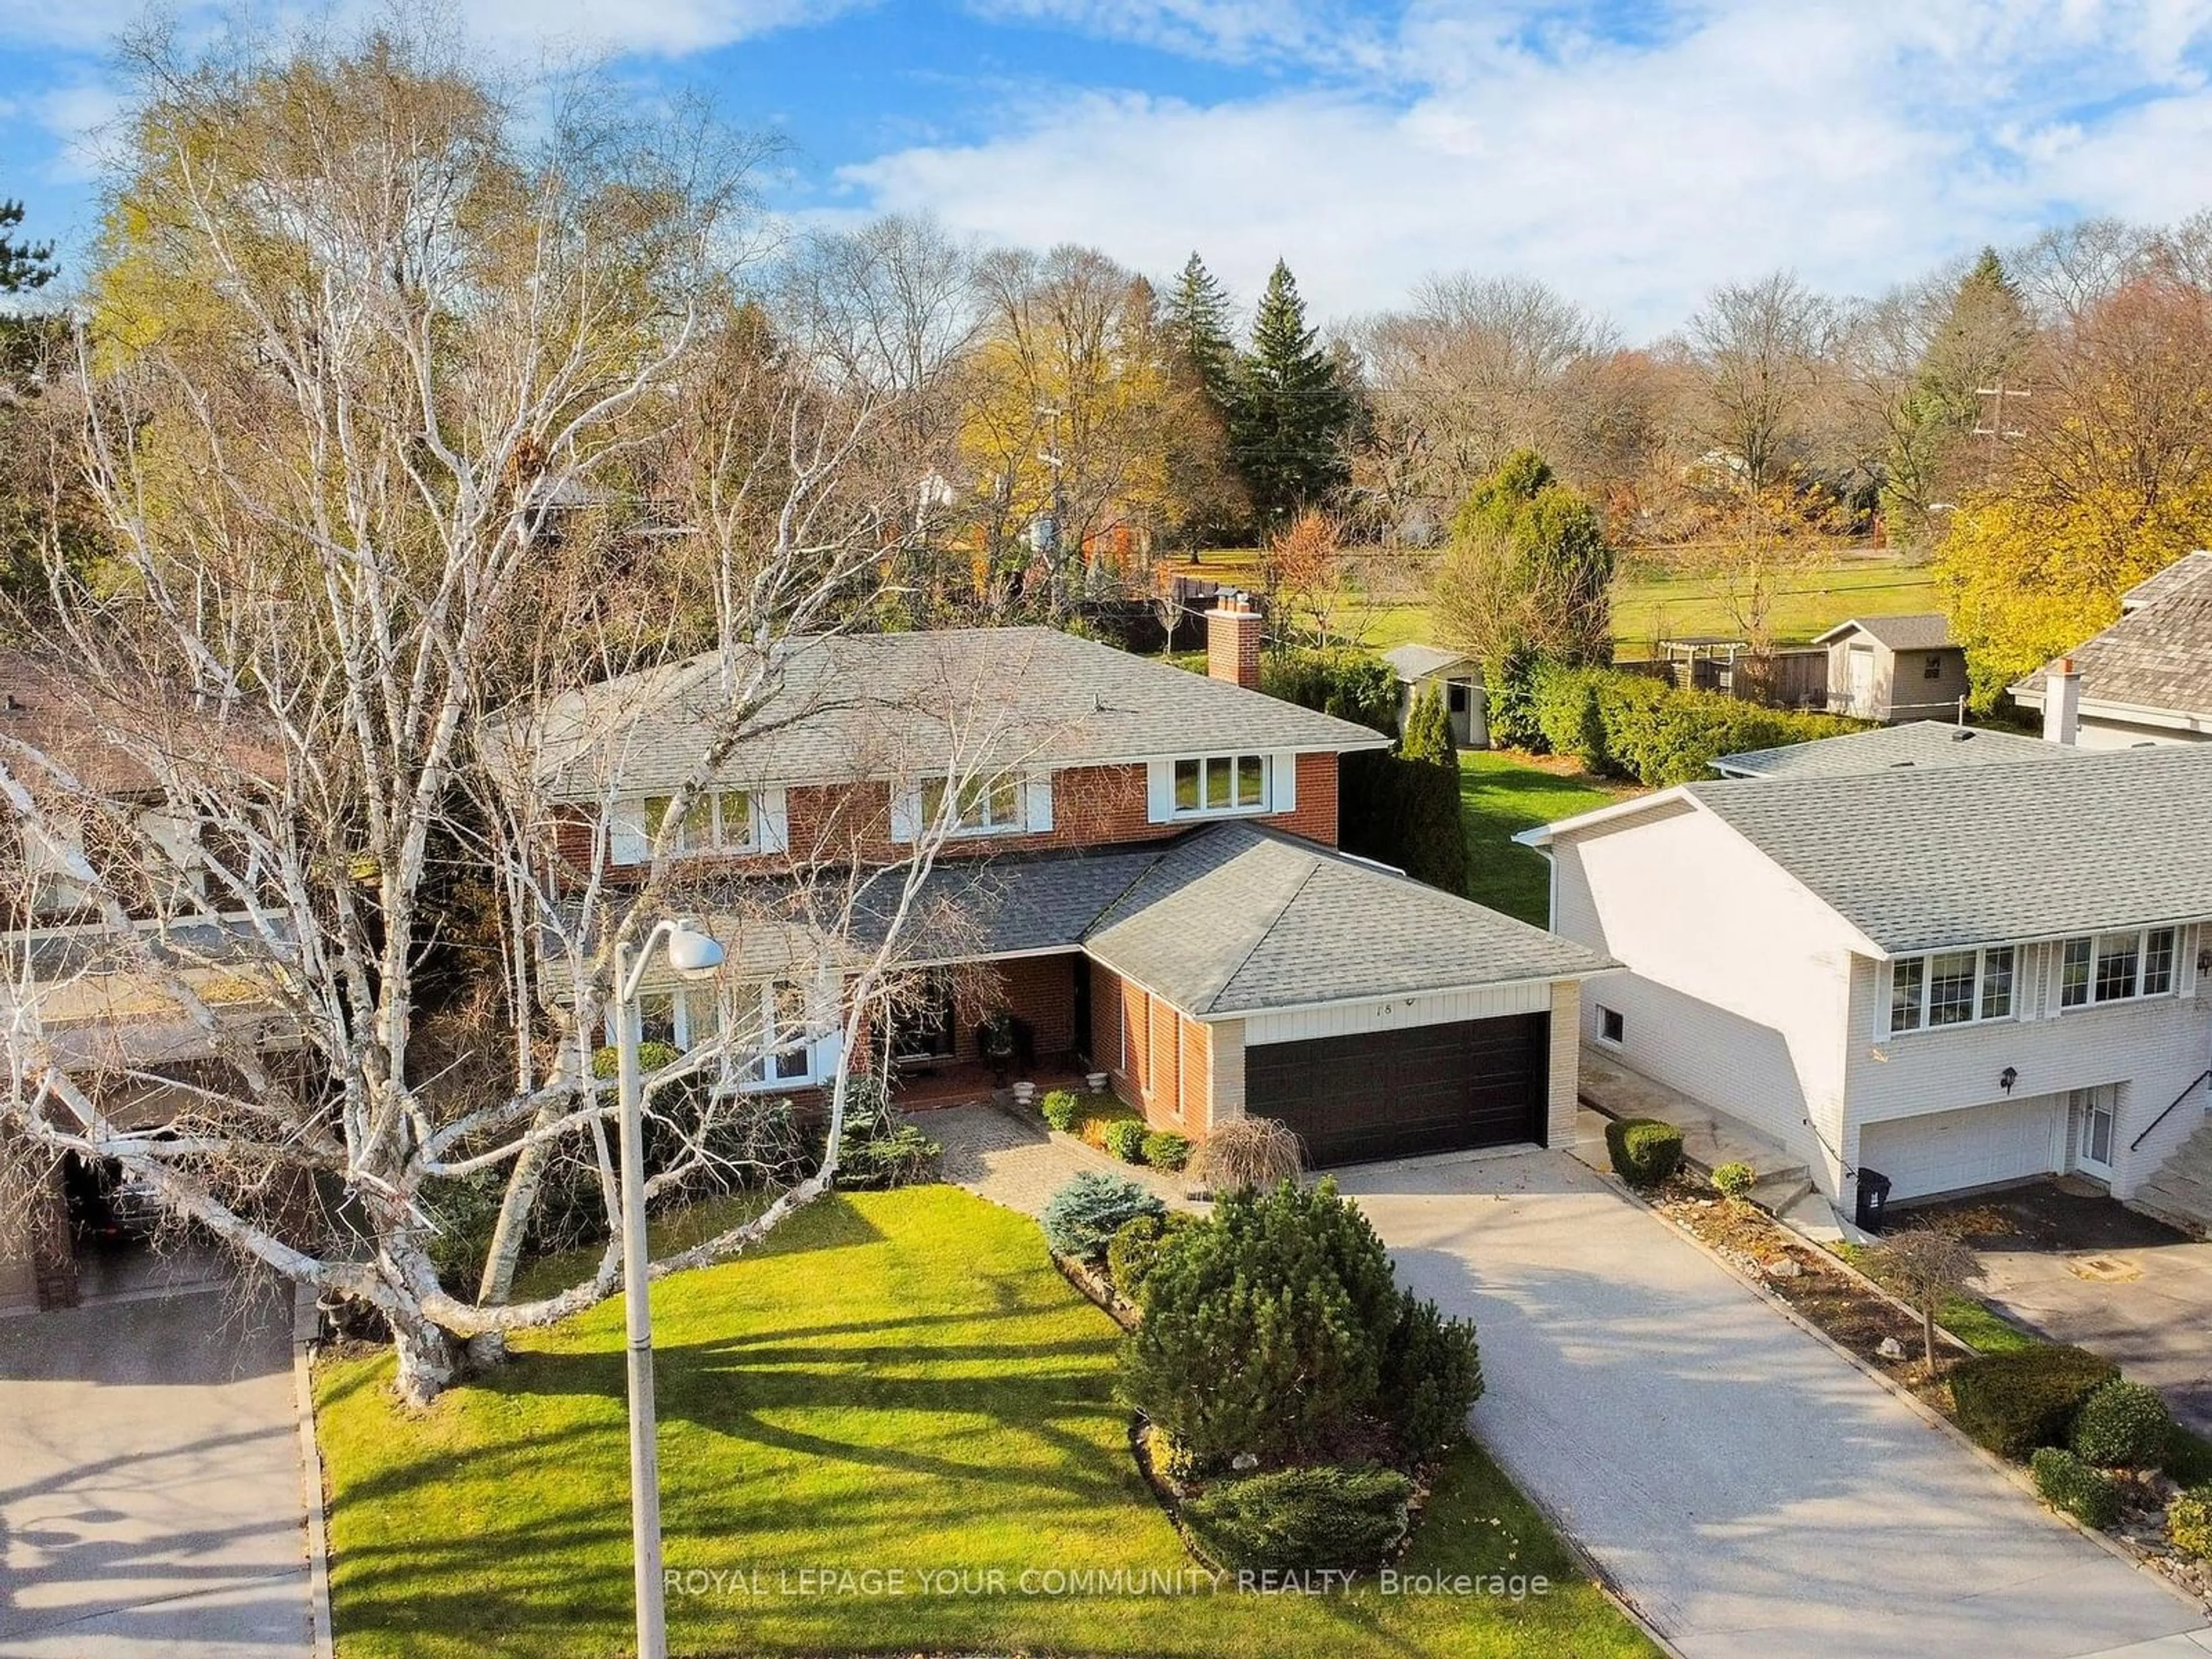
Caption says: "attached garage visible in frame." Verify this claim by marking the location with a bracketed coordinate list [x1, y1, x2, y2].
[1244, 1013, 1551, 1167]
[1858, 1095, 2064, 1202]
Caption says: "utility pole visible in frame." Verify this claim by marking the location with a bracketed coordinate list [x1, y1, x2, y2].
[1972, 382, 2029, 483]
[1035, 404, 1066, 615]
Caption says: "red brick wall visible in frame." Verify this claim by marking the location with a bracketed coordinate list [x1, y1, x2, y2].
[548, 751, 1343, 885]
[1089, 965, 1209, 1131]
[1178, 1016, 1211, 1130]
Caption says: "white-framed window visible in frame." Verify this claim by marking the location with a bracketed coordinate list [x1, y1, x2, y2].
[2059, 926, 2177, 1010]
[923, 774, 1023, 836]
[644, 790, 756, 855]
[1887, 944, 2015, 1034]
[1598, 1006, 1625, 1046]
[1172, 753, 1269, 816]
[619, 978, 830, 1090]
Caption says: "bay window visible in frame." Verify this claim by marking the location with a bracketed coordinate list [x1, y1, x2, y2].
[1887, 944, 2014, 1034]
[2060, 926, 2178, 1010]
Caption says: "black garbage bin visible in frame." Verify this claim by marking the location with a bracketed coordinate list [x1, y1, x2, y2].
[1855, 1169, 1892, 1233]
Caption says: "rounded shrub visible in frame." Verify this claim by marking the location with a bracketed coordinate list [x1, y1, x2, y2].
[2070, 1378, 2173, 1469]
[1950, 1344, 2119, 1460]
[1183, 1465, 1414, 1573]
[1106, 1210, 1196, 1303]
[1605, 1117, 1684, 1187]
[2031, 1446, 2123, 1531]
[1189, 1116, 1304, 1192]
[1711, 1161, 1755, 1200]
[1119, 1179, 1480, 1474]
[1040, 1089, 1080, 1132]
[2168, 1484, 2212, 1559]
[1102, 1119, 1147, 1164]
[1141, 1131, 1192, 1172]
[1041, 1171, 1165, 1264]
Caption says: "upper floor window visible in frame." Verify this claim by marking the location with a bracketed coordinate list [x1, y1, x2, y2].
[1888, 944, 2014, 1033]
[2060, 927, 2176, 1010]
[923, 775, 1023, 836]
[1173, 753, 1269, 816]
[644, 790, 753, 855]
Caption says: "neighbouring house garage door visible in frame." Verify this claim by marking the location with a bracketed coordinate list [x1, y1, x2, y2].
[1858, 1096, 2063, 1202]
[1244, 1014, 1548, 1168]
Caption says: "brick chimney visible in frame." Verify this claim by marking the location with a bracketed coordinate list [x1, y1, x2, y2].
[1206, 592, 1262, 691]
[2044, 656, 2082, 745]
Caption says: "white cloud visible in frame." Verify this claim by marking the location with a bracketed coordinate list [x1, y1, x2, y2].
[840, 0, 2212, 336]
[0, 0, 865, 59]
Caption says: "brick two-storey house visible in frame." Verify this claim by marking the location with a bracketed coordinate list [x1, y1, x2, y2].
[502, 602, 1611, 1166]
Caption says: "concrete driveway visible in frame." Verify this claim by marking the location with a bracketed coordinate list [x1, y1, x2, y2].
[0, 1257, 312, 1657]
[1336, 1149, 2207, 1659]
[1909, 1181, 2212, 1437]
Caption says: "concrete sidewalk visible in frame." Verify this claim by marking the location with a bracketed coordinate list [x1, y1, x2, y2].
[1338, 1149, 2208, 1659]
[0, 1271, 312, 1657]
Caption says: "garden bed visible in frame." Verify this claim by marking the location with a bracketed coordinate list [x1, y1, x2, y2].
[1646, 1175, 2212, 1609]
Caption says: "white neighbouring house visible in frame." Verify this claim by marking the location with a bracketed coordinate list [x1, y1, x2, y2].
[1517, 741, 2212, 1216]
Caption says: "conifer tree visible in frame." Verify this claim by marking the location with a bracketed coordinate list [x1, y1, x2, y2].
[0, 199, 55, 293]
[1234, 259, 1353, 527]
[1164, 252, 1240, 415]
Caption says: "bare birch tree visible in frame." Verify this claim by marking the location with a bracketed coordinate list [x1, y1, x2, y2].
[0, 26, 1057, 1402]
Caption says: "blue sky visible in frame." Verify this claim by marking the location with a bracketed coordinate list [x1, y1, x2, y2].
[6, 1, 2212, 336]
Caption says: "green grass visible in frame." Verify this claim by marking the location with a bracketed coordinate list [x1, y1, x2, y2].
[1458, 751, 1632, 925]
[1168, 546, 1939, 658]
[317, 1186, 1652, 1659]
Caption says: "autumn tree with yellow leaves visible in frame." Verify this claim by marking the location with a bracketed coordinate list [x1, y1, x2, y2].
[1938, 271, 2212, 705]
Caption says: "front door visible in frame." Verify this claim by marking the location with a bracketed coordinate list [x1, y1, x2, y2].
[2072, 1085, 2118, 1181]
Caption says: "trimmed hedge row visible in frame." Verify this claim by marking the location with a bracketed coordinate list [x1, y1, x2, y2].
[2031, 1448, 2123, 1529]
[1514, 659, 1867, 787]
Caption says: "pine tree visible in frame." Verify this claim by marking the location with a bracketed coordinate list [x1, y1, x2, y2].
[0, 200, 55, 293]
[1234, 259, 1353, 528]
[1401, 683, 1456, 768]
[1164, 253, 1240, 415]
[1883, 248, 2032, 540]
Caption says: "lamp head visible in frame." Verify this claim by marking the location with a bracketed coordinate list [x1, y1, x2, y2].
[665, 920, 725, 982]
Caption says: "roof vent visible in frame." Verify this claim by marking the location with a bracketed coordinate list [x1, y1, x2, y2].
[1952, 728, 1975, 743]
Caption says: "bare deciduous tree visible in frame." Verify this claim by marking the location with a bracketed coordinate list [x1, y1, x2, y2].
[0, 28, 1064, 1403]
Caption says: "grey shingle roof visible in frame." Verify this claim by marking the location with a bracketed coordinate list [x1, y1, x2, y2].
[1081, 824, 1608, 1014]
[676, 823, 1609, 1013]
[1815, 613, 1955, 652]
[2013, 582, 2212, 721]
[497, 627, 1391, 800]
[2122, 551, 2212, 612]
[1714, 721, 2065, 779]
[1683, 744, 2212, 953]
[1381, 643, 1472, 683]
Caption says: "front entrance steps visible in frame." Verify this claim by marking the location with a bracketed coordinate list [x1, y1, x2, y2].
[2132, 1119, 2212, 1236]
[1578, 1044, 1815, 1213]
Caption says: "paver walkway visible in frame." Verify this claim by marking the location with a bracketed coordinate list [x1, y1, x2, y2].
[0, 1269, 312, 1657]
[925, 1101, 1191, 1215]
[1337, 1148, 2209, 1659]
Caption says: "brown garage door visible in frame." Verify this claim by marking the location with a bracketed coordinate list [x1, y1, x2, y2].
[1244, 1014, 1550, 1168]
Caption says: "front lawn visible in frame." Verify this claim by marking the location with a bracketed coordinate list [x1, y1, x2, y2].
[1459, 751, 1633, 925]
[316, 1186, 1650, 1658]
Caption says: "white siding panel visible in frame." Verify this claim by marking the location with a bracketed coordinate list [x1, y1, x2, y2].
[1270, 751, 1297, 813]
[1241, 978, 1553, 1047]
[1859, 1095, 2063, 1202]
[1145, 760, 1175, 824]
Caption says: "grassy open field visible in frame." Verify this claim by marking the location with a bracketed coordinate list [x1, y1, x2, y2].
[1170, 546, 1942, 657]
[317, 1187, 1653, 1659]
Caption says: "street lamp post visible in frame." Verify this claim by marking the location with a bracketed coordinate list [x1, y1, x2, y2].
[613, 917, 725, 1659]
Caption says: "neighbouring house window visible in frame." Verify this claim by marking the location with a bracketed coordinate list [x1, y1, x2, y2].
[1172, 753, 1270, 816]
[1887, 944, 2014, 1034]
[922, 774, 1023, 836]
[630, 790, 757, 860]
[1599, 1006, 1625, 1045]
[1923, 654, 1943, 680]
[2059, 926, 2179, 1010]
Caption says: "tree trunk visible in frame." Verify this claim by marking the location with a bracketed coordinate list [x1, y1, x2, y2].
[1922, 1300, 1939, 1374]
[390, 1306, 467, 1406]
